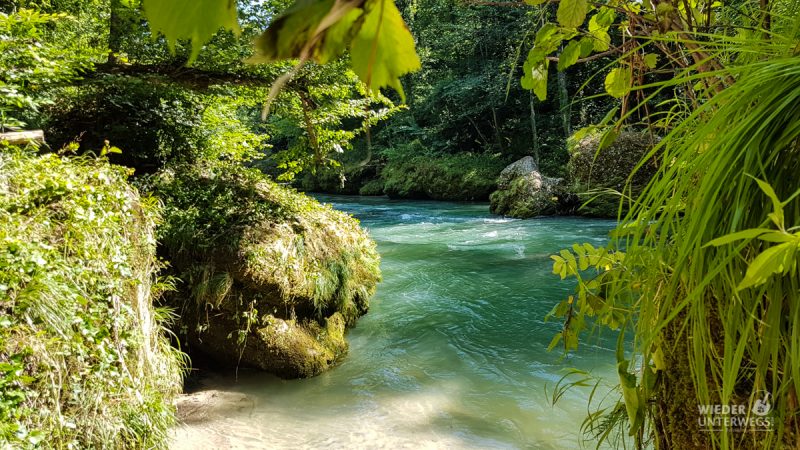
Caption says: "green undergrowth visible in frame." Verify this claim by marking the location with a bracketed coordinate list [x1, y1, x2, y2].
[0, 146, 184, 448]
[380, 146, 509, 201]
[140, 162, 381, 376]
[143, 162, 380, 321]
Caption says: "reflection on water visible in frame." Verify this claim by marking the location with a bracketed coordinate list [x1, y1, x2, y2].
[171, 196, 619, 449]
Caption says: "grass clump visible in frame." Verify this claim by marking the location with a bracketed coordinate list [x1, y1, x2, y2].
[0, 146, 184, 448]
[142, 162, 381, 378]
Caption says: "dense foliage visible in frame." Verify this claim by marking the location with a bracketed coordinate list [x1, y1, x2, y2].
[141, 161, 381, 377]
[3, 0, 800, 448]
[0, 146, 183, 448]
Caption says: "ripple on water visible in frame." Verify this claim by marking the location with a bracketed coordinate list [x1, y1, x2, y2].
[171, 197, 619, 450]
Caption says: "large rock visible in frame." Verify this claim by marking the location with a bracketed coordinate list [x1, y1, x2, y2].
[144, 163, 381, 378]
[1, 149, 182, 447]
[567, 130, 659, 217]
[490, 156, 569, 218]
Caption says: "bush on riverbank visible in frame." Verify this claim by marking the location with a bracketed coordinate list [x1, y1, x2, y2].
[142, 162, 381, 378]
[0, 146, 183, 448]
[380, 144, 508, 201]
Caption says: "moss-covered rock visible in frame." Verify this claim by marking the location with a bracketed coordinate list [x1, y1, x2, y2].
[358, 179, 385, 196]
[567, 130, 659, 217]
[144, 163, 381, 379]
[0, 147, 183, 448]
[489, 156, 572, 218]
[381, 151, 508, 201]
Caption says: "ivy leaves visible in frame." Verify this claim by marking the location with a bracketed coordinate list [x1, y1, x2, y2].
[249, 0, 420, 100]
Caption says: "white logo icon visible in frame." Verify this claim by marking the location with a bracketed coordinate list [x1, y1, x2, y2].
[752, 391, 771, 416]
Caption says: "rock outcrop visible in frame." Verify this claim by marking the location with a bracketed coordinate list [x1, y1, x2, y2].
[489, 156, 570, 218]
[567, 130, 659, 217]
[145, 163, 381, 378]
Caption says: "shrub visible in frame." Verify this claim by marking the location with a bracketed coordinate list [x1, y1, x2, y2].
[0, 146, 184, 448]
[380, 143, 509, 201]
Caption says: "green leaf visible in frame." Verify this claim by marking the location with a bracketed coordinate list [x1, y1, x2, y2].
[599, 127, 618, 150]
[525, 0, 548, 4]
[350, 0, 421, 100]
[594, 7, 617, 27]
[703, 228, 772, 247]
[751, 177, 784, 228]
[547, 333, 563, 351]
[558, 40, 581, 71]
[587, 15, 610, 51]
[560, 248, 578, 273]
[522, 57, 549, 101]
[737, 242, 798, 290]
[143, 0, 240, 63]
[579, 37, 595, 57]
[249, 0, 346, 63]
[557, 0, 589, 28]
[604, 67, 631, 98]
[643, 53, 658, 69]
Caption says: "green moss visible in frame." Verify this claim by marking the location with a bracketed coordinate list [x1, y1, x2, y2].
[489, 174, 563, 218]
[567, 130, 659, 218]
[0, 147, 183, 449]
[381, 150, 508, 201]
[142, 162, 381, 378]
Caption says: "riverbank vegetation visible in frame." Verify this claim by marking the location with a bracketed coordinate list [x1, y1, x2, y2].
[0, 146, 183, 447]
[2, 0, 799, 448]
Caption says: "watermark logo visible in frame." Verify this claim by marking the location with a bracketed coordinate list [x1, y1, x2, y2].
[697, 390, 774, 432]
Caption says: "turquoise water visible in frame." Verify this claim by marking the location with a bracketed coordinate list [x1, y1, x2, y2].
[174, 197, 619, 449]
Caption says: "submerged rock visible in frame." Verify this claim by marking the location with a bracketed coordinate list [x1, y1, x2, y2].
[144, 163, 381, 378]
[489, 156, 570, 218]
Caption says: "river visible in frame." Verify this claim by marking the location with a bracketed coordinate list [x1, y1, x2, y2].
[171, 196, 619, 449]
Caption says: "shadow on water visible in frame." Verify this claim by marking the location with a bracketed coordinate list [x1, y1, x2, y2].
[171, 195, 621, 450]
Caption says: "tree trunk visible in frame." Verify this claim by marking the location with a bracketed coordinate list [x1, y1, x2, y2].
[529, 90, 540, 167]
[108, 0, 125, 64]
[0, 130, 46, 146]
[557, 70, 571, 138]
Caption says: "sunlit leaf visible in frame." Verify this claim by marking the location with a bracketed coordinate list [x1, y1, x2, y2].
[737, 242, 797, 290]
[557, 0, 589, 28]
[604, 67, 631, 98]
[350, 0, 421, 100]
[522, 55, 549, 101]
[558, 40, 581, 71]
[143, 0, 240, 63]
[643, 53, 658, 69]
[703, 228, 772, 247]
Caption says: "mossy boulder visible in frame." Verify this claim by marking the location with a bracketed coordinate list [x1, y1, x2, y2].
[381, 151, 508, 201]
[144, 163, 381, 378]
[489, 156, 572, 218]
[0, 147, 182, 448]
[567, 130, 660, 217]
[358, 179, 385, 196]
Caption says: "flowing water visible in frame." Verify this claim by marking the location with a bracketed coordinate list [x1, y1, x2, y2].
[171, 196, 620, 450]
